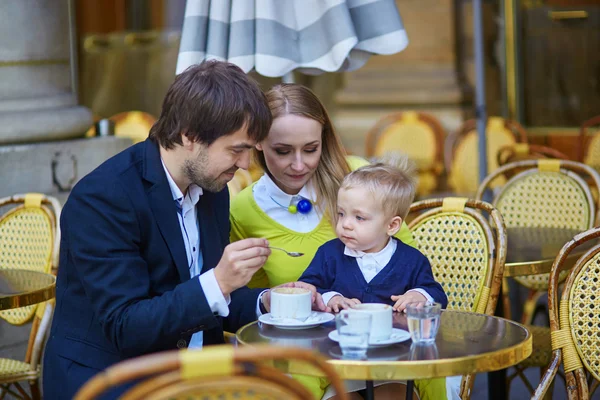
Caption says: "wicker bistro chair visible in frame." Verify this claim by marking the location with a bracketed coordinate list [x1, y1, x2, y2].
[74, 344, 348, 400]
[533, 227, 600, 400]
[365, 111, 446, 196]
[407, 197, 507, 399]
[0, 193, 61, 399]
[445, 117, 528, 195]
[475, 159, 600, 394]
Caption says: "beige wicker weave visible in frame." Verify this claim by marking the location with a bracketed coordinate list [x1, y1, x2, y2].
[0, 193, 61, 400]
[408, 197, 507, 399]
[74, 344, 348, 400]
[533, 227, 600, 400]
[476, 159, 600, 395]
[476, 160, 600, 295]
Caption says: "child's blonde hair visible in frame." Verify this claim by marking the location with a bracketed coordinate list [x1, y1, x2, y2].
[340, 152, 417, 221]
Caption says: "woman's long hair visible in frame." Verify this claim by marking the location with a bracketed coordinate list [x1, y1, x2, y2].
[257, 84, 351, 224]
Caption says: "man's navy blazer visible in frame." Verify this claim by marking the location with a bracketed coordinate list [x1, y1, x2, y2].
[43, 139, 262, 398]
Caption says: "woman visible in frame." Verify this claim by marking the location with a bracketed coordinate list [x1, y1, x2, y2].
[231, 84, 414, 289]
[230, 84, 446, 400]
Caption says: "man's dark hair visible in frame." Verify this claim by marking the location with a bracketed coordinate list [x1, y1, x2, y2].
[149, 60, 271, 148]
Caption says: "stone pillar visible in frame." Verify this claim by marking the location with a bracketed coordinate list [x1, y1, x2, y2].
[333, 0, 466, 156]
[0, 0, 92, 144]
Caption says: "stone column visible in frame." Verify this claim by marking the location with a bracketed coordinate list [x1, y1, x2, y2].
[0, 0, 92, 144]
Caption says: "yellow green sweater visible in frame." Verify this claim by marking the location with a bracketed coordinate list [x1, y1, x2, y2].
[230, 157, 415, 289]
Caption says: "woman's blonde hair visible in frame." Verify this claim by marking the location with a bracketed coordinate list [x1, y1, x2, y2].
[258, 84, 351, 222]
[340, 152, 417, 221]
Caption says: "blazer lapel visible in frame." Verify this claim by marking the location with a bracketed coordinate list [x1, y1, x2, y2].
[198, 193, 221, 273]
[142, 139, 190, 282]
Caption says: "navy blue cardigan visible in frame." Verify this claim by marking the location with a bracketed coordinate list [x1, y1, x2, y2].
[299, 238, 448, 308]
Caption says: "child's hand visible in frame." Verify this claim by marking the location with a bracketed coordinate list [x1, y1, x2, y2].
[328, 295, 361, 313]
[391, 292, 427, 312]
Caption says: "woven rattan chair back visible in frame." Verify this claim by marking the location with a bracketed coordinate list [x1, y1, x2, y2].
[408, 198, 506, 314]
[579, 115, 600, 168]
[445, 117, 527, 194]
[74, 344, 348, 400]
[533, 227, 600, 399]
[0, 193, 61, 325]
[408, 198, 506, 399]
[365, 111, 446, 195]
[476, 159, 600, 291]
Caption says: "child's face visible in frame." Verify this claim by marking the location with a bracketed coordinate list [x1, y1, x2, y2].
[335, 186, 401, 253]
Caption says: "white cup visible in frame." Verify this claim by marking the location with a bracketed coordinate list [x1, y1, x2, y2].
[349, 303, 393, 341]
[270, 287, 312, 320]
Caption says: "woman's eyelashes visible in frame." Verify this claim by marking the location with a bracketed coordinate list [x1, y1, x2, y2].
[273, 147, 319, 156]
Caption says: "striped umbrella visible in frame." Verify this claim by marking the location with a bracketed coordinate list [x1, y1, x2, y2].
[176, 0, 408, 77]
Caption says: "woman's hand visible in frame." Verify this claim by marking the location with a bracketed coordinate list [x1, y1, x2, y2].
[391, 291, 427, 312]
[328, 295, 361, 313]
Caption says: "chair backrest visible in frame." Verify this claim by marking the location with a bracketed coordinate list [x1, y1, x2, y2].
[497, 143, 570, 167]
[227, 169, 254, 198]
[365, 111, 446, 195]
[0, 193, 61, 325]
[75, 344, 348, 400]
[476, 159, 600, 230]
[477, 159, 600, 293]
[580, 115, 600, 169]
[110, 111, 156, 144]
[533, 227, 600, 399]
[408, 198, 506, 315]
[445, 117, 528, 194]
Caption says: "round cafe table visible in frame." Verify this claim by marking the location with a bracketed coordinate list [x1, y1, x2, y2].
[0, 269, 56, 311]
[237, 310, 532, 399]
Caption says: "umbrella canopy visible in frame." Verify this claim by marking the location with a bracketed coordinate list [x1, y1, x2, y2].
[176, 0, 408, 77]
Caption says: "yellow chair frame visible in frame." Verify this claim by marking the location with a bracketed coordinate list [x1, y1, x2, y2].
[74, 344, 348, 400]
[408, 197, 507, 399]
[533, 227, 600, 400]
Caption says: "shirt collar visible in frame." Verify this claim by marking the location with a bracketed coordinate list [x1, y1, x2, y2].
[344, 237, 397, 267]
[160, 158, 203, 207]
[261, 173, 317, 207]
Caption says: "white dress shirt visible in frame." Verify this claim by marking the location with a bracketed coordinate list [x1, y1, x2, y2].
[253, 174, 321, 232]
[161, 160, 230, 348]
[322, 238, 434, 306]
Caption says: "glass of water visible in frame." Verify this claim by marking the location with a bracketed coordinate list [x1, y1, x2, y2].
[335, 310, 372, 359]
[406, 302, 441, 345]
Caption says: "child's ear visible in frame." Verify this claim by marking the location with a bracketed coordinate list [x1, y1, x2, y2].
[387, 216, 402, 236]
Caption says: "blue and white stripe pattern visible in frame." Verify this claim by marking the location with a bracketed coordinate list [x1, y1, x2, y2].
[176, 0, 408, 77]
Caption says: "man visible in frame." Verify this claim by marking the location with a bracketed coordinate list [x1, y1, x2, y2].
[43, 61, 322, 398]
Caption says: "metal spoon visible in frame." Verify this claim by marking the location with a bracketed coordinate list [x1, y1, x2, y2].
[269, 246, 304, 257]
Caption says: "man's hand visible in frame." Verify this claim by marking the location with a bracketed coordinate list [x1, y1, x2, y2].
[261, 281, 330, 313]
[391, 291, 427, 313]
[328, 295, 361, 313]
[213, 238, 270, 297]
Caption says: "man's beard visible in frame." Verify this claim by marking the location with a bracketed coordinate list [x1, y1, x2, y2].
[183, 149, 231, 193]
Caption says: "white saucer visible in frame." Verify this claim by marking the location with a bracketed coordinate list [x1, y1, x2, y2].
[259, 312, 335, 330]
[328, 328, 411, 347]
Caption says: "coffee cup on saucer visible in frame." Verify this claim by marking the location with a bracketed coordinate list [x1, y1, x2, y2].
[270, 287, 312, 320]
[348, 303, 393, 341]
